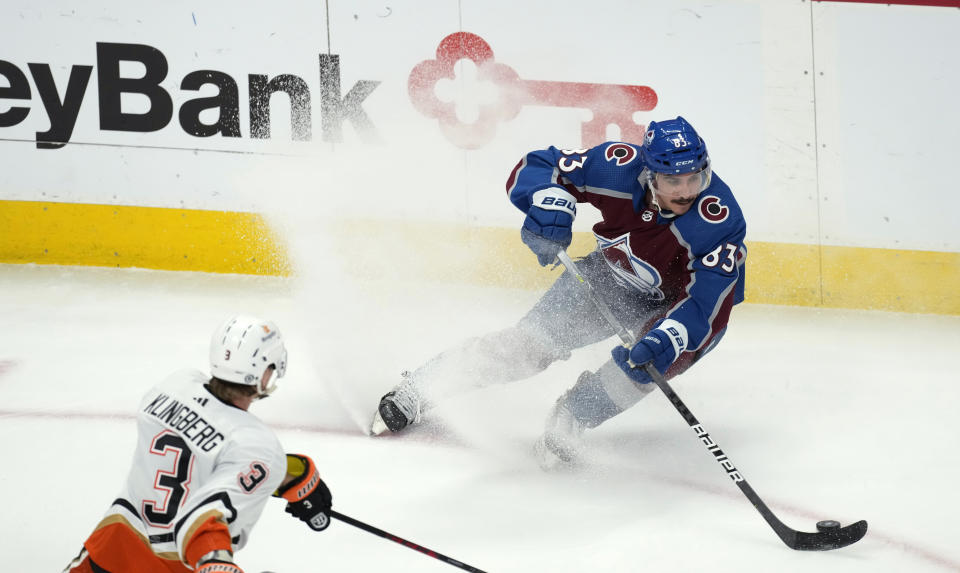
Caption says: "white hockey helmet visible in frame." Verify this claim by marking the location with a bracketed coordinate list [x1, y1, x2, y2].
[209, 315, 288, 397]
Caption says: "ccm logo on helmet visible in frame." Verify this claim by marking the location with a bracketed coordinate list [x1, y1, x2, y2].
[604, 143, 637, 166]
[698, 196, 729, 224]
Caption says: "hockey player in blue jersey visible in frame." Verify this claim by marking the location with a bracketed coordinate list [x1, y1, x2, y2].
[371, 116, 746, 467]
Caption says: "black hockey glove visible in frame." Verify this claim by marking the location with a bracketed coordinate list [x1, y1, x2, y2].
[273, 453, 332, 531]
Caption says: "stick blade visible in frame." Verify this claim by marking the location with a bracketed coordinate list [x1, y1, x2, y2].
[788, 520, 868, 551]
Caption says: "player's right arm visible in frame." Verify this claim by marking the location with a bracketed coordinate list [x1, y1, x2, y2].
[505, 145, 593, 211]
[505, 145, 596, 265]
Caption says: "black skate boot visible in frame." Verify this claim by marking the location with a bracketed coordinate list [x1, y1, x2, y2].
[370, 373, 422, 435]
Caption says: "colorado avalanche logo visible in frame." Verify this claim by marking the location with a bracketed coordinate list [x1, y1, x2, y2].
[604, 143, 638, 166]
[597, 233, 665, 300]
[698, 195, 729, 224]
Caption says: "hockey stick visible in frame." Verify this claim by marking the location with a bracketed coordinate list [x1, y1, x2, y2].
[554, 249, 867, 551]
[331, 510, 488, 572]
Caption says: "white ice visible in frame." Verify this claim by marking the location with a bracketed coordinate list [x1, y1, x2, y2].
[2, 262, 959, 572]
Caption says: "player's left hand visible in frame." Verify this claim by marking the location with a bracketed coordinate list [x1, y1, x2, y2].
[612, 320, 687, 384]
[274, 453, 333, 532]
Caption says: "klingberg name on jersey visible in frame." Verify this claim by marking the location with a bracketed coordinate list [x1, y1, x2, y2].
[143, 392, 225, 452]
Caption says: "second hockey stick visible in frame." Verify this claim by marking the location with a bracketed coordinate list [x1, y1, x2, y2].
[331, 510, 488, 572]
[555, 249, 867, 551]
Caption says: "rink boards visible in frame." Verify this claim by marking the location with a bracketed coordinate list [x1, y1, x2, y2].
[1, 1, 957, 314]
[2, 200, 957, 315]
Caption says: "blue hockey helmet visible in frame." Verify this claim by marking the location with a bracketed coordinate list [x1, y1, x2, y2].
[638, 117, 713, 208]
[641, 116, 710, 175]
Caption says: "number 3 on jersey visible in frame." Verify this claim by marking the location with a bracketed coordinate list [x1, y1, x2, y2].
[143, 431, 194, 526]
[558, 148, 588, 173]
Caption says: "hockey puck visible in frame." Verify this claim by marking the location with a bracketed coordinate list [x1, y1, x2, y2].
[816, 520, 841, 532]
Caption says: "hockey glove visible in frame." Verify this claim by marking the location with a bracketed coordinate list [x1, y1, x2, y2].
[521, 188, 576, 266]
[612, 319, 688, 384]
[273, 453, 332, 532]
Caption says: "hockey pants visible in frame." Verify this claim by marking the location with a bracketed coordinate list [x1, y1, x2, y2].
[409, 251, 720, 427]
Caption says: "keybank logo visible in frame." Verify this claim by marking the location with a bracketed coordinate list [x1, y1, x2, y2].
[0, 42, 380, 149]
[1, 34, 657, 151]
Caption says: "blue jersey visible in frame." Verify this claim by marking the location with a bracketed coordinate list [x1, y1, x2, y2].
[506, 142, 747, 354]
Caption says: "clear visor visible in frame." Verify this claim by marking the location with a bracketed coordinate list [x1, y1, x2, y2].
[272, 347, 288, 378]
[643, 164, 713, 198]
[258, 346, 287, 399]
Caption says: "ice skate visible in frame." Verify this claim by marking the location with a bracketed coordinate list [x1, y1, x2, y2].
[370, 373, 423, 435]
[534, 398, 585, 470]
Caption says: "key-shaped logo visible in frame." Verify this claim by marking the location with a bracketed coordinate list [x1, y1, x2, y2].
[409, 32, 658, 149]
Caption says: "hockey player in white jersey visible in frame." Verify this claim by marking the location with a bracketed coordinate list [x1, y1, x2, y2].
[64, 316, 333, 573]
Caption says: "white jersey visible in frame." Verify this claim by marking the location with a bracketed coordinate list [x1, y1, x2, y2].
[103, 369, 286, 564]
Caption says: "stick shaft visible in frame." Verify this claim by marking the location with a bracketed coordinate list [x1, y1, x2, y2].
[330, 511, 488, 573]
[554, 250, 797, 546]
[556, 251, 635, 346]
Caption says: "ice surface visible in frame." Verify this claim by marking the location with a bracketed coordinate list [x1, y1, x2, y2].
[2, 263, 959, 572]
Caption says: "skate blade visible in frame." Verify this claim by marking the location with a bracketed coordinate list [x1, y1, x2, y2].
[533, 436, 579, 472]
[369, 411, 390, 436]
